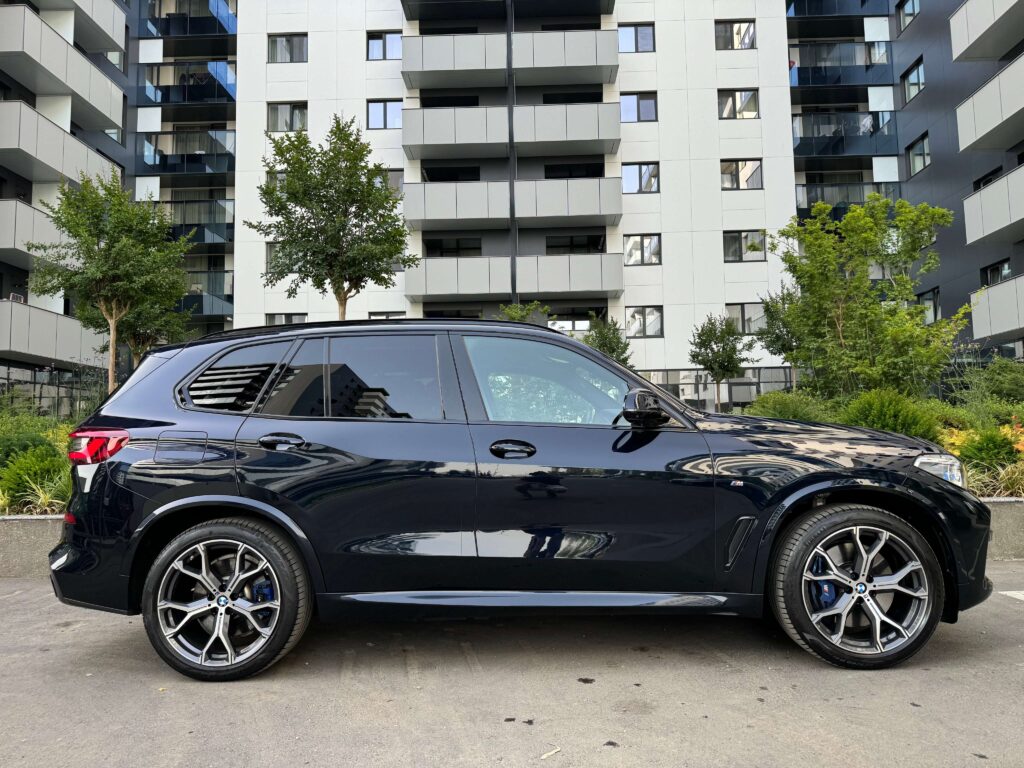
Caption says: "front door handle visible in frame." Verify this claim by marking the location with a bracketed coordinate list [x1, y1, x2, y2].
[490, 440, 536, 460]
[257, 433, 306, 450]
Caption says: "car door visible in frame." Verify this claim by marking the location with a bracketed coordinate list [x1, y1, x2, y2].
[452, 332, 717, 594]
[235, 332, 478, 594]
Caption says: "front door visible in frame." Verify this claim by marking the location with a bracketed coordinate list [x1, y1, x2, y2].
[453, 332, 716, 594]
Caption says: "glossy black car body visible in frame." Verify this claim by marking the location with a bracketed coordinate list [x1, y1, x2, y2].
[50, 320, 992, 631]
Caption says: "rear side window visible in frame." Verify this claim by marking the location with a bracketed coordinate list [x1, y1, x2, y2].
[328, 335, 442, 420]
[185, 342, 291, 412]
[262, 339, 326, 417]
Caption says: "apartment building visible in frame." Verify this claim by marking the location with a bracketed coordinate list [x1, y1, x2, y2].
[0, 0, 126, 411]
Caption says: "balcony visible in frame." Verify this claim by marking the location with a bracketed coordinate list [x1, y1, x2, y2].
[404, 253, 623, 301]
[792, 111, 898, 157]
[142, 0, 237, 38]
[400, 0, 615, 20]
[786, 0, 892, 37]
[515, 177, 622, 228]
[0, 5, 123, 130]
[514, 103, 620, 156]
[33, 0, 126, 53]
[963, 164, 1024, 245]
[402, 29, 618, 89]
[971, 273, 1024, 341]
[180, 270, 233, 317]
[955, 52, 1024, 152]
[0, 102, 114, 184]
[0, 300, 105, 369]
[0, 200, 61, 271]
[795, 182, 901, 219]
[403, 107, 508, 159]
[136, 130, 236, 182]
[161, 199, 234, 248]
[950, 0, 1024, 61]
[788, 42, 893, 89]
[140, 61, 237, 121]
[403, 181, 511, 230]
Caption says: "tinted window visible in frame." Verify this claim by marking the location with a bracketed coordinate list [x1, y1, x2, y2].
[262, 339, 325, 417]
[187, 342, 291, 412]
[464, 336, 628, 426]
[328, 336, 442, 420]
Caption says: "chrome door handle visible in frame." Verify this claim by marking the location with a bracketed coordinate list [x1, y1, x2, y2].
[257, 433, 306, 450]
[489, 440, 536, 459]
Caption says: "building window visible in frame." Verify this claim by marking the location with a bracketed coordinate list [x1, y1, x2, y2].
[268, 34, 308, 63]
[718, 89, 759, 119]
[368, 99, 402, 129]
[723, 231, 765, 262]
[726, 303, 765, 334]
[715, 21, 756, 50]
[621, 92, 658, 123]
[622, 163, 660, 194]
[902, 58, 925, 103]
[626, 306, 664, 338]
[367, 31, 402, 60]
[369, 311, 407, 320]
[721, 160, 763, 190]
[624, 234, 661, 265]
[266, 313, 307, 326]
[268, 102, 307, 132]
[423, 238, 482, 258]
[917, 289, 939, 325]
[907, 134, 930, 176]
[387, 169, 404, 194]
[897, 0, 920, 31]
[546, 235, 606, 254]
[983, 260, 1012, 287]
[618, 24, 655, 53]
[974, 167, 1002, 191]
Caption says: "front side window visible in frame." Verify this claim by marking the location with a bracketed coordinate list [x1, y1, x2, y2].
[623, 162, 660, 194]
[897, 0, 920, 31]
[983, 260, 1012, 287]
[329, 335, 442, 420]
[268, 34, 308, 63]
[621, 92, 658, 123]
[723, 231, 765, 262]
[715, 21, 756, 50]
[626, 306, 663, 338]
[367, 31, 402, 60]
[726, 303, 765, 334]
[718, 89, 759, 119]
[368, 99, 403, 129]
[624, 234, 661, 265]
[902, 59, 925, 103]
[463, 336, 629, 426]
[907, 134, 930, 175]
[721, 160, 763, 190]
[618, 24, 655, 53]
[268, 102, 307, 132]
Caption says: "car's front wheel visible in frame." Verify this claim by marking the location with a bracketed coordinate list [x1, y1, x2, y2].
[141, 517, 312, 681]
[771, 504, 944, 669]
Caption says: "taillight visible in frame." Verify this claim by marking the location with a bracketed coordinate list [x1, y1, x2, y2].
[68, 429, 130, 466]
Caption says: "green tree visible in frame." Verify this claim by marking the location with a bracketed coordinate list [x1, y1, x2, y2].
[495, 300, 551, 324]
[689, 315, 755, 410]
[760, 194, 967, 398]
[246, 115, 413, 320]
[118, 304, 194, 369]
[28, 172, 191, 393]
[581, 312, 633, 369]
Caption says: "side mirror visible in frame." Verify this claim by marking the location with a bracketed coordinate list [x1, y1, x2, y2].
[621, 388, 670, 429]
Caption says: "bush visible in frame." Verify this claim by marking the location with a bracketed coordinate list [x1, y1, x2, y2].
[957, 429, 1019, 469]
[745, 390, 837, 422]
[967, 462, 1024, 498]
[0, 432, 49, 467]
[840, 389, 940, 442]
[0, 444, 70, 508]
[915, 398, 976, 431]
[973, 357, 1024, 403]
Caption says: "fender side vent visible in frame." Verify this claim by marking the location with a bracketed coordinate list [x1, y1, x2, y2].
[725, 516, 757, 571]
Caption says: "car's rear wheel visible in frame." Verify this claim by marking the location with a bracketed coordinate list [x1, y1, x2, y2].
[771, 504, 944, 669]
[141, 517, 311, 681]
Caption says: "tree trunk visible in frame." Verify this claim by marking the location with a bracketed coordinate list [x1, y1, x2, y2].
[335, 290, 348, 321]
[713, 379, 721, 412]
[131, 348, 142, 371]
[791, 365, 798, 390]
[106, 318, 118, 394]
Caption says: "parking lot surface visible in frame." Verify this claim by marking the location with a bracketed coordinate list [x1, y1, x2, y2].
[2, 562, 1023, 767]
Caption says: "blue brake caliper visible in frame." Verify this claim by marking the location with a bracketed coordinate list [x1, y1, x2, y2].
[810, 554, 838, 610]
[252, 578, 275, 615]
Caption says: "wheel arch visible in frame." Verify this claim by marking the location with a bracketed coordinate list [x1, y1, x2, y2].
[124, 496, 326, 614]
[752, 482, 961, 622]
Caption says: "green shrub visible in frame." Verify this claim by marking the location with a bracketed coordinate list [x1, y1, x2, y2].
[0, 432, 49, 467]
[966, 462, 1024, 498]
[840, 389, 940, 441]
[974, 358, 1024, 403]
[915, 399, 976, 431]
[0, 444, 70, 507]
[957, 429, 1019, 469]
[745, 390, 836, 422]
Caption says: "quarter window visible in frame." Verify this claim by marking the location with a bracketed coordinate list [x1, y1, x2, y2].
[626, 306, 663, 338]
[268, 34, 308, 63]
[268, 102, 307, 132]
[185, 342, 292, 412]
[367, 31, 402, 60]
[718, 90, 759, 119]
[907, 134, 930, 175]
[723, 231, 765, 262]
[715, 21, 756, 50]
[618, 24, 655, 53]
[902, 59, 925, 103]
[721, 160, 763, 190]
[621, 93, 658, 123]
[726, 303, 765, 334]
[368, 99, 403, 129]
[624, 234, 661, 265]
[463, 336, 629, 426]
[623, 163, 660, 194]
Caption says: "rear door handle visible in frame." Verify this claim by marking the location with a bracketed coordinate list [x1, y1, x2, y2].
[489, 440, 536, 459]
[257, 433, 306, 450]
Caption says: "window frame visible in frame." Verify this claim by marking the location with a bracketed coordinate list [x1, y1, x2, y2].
[618, 23, 656, 53]
[717, 89, 759, 120]
[902, 58, 925, 104]
[625, 306, 664, 338]
[907, 133, 931, 177]
[268, 33, 309, 64]
[723, 230, 766, 263]
[622, 162, 661, 194]
[725, 302, 766, 335]
[624, 234, 662, 266]
[620, 92, 659, 123]
[267, 102, 308, 132]
[982, 259, 1012, 287]
[720, 159, 764, 190]
[367, 99, 403, 130]
[916, 289, 940, 325]
[367, 31, 402, 61]
[897, 0, 920, 32]
[714, 20, 756, 51]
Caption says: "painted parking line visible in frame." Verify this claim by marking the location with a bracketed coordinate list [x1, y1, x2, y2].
[999, 591, 1024, 601]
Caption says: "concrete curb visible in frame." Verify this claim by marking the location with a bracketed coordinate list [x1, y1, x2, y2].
[2, 501, 1023, 579]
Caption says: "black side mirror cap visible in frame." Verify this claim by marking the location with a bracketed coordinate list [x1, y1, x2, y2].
[621, 388, 670, 429]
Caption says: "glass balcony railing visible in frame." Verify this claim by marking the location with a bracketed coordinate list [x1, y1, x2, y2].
[141, 61, 236, 105]
[143, 0, 237, 37]
[180, 270, 234, 317]
[160, 200, 234, 244]
[796, 182, 901, 219]
[786, 0, 891, 16]
[792, 111, 897, 156]
[137, 130, 236, 175]
[789, 42, 892, 87]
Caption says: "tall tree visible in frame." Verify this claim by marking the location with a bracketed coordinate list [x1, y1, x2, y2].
[760, 194, 966, 398]
[117, 304, 194, 369]
[246, 115, 413, 320]
[28, 172, 191, 392]
[581, 312, 633, 369]
[689, 315, 755, 410]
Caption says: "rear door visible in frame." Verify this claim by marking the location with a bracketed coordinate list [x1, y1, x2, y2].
[235, 332, 478, 593]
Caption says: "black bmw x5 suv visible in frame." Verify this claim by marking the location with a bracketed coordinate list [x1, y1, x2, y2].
[50, 320, 992, 680]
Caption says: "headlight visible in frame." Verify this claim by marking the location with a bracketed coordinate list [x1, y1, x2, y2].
[914, 454, 965, 488]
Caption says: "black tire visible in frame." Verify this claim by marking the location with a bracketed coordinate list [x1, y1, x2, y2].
[142, 517, 312, 681]
[770, 504, 944, 669]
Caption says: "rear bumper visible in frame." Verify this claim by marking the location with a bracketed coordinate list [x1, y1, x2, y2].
[48, 533, 132, 614]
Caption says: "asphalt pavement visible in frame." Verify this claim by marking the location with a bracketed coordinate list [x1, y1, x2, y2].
[1, 562, 1022, 767]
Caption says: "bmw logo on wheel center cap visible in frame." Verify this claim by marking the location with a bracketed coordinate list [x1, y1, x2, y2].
[856, 583, 867, 594]
[217, 595, 230, 607]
